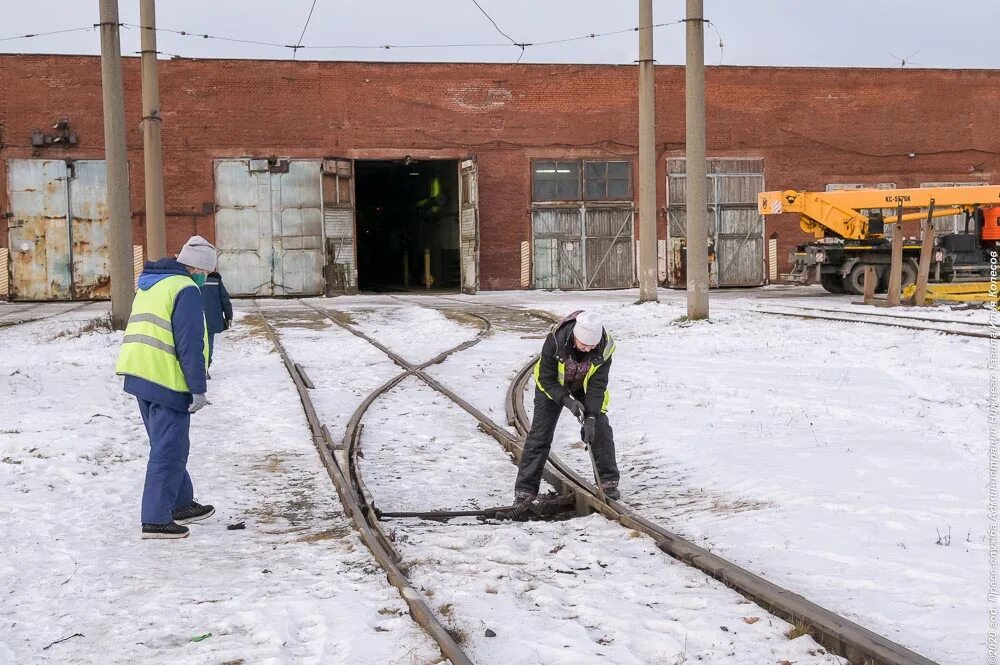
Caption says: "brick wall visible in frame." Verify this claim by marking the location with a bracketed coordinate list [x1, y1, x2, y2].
[1, 55, 997, 289]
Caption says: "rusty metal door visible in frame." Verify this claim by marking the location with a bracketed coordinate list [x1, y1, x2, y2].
[6, 159, 111, 301]
[214, 159, 325, 296]
[458, 159, 479, 293]
[7, 159, 71, 300]
[68, 160, 111, 299]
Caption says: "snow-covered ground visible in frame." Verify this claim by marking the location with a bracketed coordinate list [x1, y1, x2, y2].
[440, 288, 988, 665]
[0, 307, 441, 665]
[284, 339, 840, 665]
[0, 301, 104, 327]
[362, 381, 840, 665]
[1, 287, 989, 664]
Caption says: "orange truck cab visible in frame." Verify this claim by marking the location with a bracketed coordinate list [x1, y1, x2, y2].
[981, 206, 1000, 242]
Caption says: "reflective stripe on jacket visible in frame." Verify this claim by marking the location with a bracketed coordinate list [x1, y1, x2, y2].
[116, 274, 208, 393]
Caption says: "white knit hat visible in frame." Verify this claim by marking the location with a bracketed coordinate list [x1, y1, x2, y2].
[176, 235, 217, 272]
[573, 311, 603, 346]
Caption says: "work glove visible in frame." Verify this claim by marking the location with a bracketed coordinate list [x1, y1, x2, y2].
[582, 416, 596, 445]
[189, 393, 209, 414]
[562, 396, 585, 422]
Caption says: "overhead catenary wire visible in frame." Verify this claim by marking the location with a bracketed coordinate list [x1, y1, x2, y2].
[706, 19, 724, 65]
[113, 19, 717, 57]
[291, 0, 319, 60]
[0, 17, 726, 65]
[469, 0, 525, 63]
[122, 23, 290, 49]
[0, 26, 97, 42]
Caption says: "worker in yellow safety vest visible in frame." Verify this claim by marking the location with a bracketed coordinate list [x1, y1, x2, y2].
[512, 311, 619, 517]
[415, 174, 446, 214]
[116, 235, 218, 540]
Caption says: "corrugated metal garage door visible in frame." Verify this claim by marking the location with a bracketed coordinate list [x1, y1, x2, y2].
[6, 159, 111, 301]
[214, 159, 325, 296]
[667, 158, 766, 288]
[532, 205, 634, 290]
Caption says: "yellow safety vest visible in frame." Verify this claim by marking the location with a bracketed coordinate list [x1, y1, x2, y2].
[533, 332, 616, 412]
[115, 275, 208, 393]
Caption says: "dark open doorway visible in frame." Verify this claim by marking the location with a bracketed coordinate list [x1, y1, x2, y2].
[355, 159, 461, 292]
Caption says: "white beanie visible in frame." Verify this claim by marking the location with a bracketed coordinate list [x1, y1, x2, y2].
[573, 311, 603, 346]
[176, 235, 217, 272]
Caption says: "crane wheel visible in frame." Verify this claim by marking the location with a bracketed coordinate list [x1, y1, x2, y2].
[877, 261, 918, 292]
[845, 264, 873, 295]
[820, 273, 846, 294]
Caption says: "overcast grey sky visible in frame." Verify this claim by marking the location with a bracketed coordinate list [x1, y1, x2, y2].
[2, 1, 998, 69]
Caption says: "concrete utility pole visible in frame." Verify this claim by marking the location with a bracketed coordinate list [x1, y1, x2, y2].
[140, 0, 166, 261]
[637, 0, 659, 303]
[685, 0, 709, 319]
[99, 0, 135, 330]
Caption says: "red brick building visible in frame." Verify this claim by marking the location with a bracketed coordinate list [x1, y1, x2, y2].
[1, 54, 997, 299]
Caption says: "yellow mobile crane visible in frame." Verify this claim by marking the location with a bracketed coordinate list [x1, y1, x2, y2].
[758, 185, 1000, 294]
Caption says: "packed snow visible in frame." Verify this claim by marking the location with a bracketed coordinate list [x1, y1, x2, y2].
[0, 287, 989, 664]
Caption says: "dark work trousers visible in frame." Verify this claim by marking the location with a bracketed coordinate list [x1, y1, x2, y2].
[138, 398, 194, 524]
[514, 388, 619, 495]
[207, 334, 216, 367]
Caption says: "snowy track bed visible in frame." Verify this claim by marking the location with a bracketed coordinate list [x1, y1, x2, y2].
[747, 304, 990, 338]
[264, 299, 852, 664]
[363, 383, 841, 665]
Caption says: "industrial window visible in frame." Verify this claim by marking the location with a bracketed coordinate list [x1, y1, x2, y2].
[532, 160, 633, 202]
[533, 161, 580, 201]
[584, 161, 632, 200]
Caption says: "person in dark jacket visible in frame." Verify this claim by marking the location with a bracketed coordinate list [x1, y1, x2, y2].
[115, 236, 218, 540]
[513, 311, 619, 513]
[200, 271, 233, 369]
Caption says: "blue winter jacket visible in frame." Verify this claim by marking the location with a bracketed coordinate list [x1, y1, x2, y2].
[201, 272, 234, 334]
[123, 259, 208, 412]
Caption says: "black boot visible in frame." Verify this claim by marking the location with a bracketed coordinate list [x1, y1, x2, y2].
[601, 481, 621, 501]
[509, 491, 536, 520]
[141, 522, 190, 539]
[172, 501, 215, 525]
